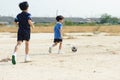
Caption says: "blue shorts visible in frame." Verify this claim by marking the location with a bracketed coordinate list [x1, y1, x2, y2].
[17, 29, 30, 42]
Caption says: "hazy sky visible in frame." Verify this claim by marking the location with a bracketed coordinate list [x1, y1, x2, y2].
[0, 0, 120, 17]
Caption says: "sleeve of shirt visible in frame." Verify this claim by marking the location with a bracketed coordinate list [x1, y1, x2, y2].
[27, 14, 32, 20]
[14, 16, 19, 22]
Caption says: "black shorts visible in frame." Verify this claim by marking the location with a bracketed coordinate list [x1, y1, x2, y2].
[54, 39, 62, 43]
[17, 29, 30, 42]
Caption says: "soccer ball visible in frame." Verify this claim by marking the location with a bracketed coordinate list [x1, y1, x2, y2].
[71, 46, 77, 52]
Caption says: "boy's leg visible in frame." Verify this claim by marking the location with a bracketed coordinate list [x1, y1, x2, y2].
[25, 41, 29, 55]
[59, 42, 62, 50]
[58, 42, 62, 54]
[25, 41, 30, 62]
[12, 41, 22, 65]
[14, 41, 22, 53]
[49, 42, 58, 53]
[52, 42, 58, 47]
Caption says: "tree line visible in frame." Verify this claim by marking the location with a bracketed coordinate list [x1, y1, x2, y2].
[100, 14, 120, 25]
[64, 14, 120, 26]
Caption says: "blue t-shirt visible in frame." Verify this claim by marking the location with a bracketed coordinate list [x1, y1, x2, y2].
[54, 22, 62, 39]
[15, 12, 32, 30]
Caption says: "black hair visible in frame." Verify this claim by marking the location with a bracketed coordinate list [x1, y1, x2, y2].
[19, 1, 29, 10]
[56, 15, 64, 21]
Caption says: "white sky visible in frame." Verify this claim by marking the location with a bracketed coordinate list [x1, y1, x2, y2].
[0, 0, 120, 17]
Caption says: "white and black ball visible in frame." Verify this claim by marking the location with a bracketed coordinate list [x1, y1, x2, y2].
[71, 46, 77, 52]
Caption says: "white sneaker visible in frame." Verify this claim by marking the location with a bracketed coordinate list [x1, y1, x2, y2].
[49, 47, 52, 53]
[25, 55, 31, 62]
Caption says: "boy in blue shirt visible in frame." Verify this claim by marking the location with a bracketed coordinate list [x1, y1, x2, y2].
[49, 15, 64, 54]
[12, 1, 34, 65]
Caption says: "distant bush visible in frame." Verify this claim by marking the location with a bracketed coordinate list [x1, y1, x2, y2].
[100, 14, 119, 25]
[64, 21, 74, 26]
[64, 20, 97, 26]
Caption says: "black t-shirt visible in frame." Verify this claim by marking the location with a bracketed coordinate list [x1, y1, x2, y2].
[15, 12, 32, 30]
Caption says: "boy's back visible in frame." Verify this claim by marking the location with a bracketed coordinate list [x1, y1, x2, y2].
[15, 12, 31, 30]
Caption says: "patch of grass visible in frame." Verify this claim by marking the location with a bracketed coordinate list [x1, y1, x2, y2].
[0, 25, 120, 33]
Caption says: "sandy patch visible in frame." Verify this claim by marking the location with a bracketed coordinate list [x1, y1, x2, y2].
[0, 33, 120, 80]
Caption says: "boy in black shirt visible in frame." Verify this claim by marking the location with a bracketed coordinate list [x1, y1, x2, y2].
[12, 1, 34, 65]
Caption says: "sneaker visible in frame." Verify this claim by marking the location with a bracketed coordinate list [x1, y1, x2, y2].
[49, 47, 52, 53]
[12, 55, 16, 65]
[25, 55, 31, 62]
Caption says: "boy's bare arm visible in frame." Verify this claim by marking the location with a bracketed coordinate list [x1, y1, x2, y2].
[28, 20, 35, 29]
[60, 29, 63, 39]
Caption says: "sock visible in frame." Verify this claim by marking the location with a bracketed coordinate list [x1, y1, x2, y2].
[25, 54, 30, 61]
[13, 52, 16, 56]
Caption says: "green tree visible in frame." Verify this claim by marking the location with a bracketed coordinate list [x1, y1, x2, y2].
[100, 14, 119, 24]
[100, 14, 112, 24]
[111, 17, 119, 24]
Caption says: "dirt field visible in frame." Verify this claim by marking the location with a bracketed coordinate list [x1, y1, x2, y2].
[0, 32, 120, 80]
